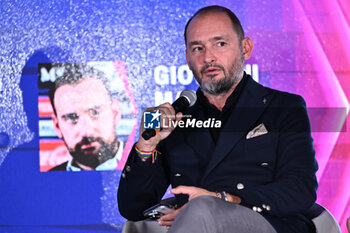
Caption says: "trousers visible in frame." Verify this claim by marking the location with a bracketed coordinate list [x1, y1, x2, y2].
[167, 195, 277, 233]
[122, 195, 277, 233]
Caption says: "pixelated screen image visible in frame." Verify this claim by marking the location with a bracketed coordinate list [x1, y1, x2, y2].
[38, 62, 137, 172]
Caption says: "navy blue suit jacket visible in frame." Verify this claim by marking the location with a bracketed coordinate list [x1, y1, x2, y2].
[118, 75, 318, 233]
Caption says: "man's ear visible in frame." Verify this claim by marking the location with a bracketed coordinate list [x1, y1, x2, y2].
[111, 99, 122, 127]
[242, 37, 254, 60]
[52, 113, 63, 138]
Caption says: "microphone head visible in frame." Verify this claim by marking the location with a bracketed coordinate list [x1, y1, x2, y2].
[180, 89, 197, 107]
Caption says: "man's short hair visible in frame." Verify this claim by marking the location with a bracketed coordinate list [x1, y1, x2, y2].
[49, 63, 111, 116]
[184, 5, 245, 45]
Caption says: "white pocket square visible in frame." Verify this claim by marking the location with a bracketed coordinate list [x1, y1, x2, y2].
[246, 123, 268, 139]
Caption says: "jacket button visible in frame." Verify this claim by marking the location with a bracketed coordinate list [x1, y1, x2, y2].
[236, 183, 244, 190]
[261, 162, 268, 167]
[174, 173, 182, 177]
[125, 165, 131, 172]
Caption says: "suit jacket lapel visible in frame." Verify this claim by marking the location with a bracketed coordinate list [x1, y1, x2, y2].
[201, 76, 272, 182]
[184, 104, 214, 159]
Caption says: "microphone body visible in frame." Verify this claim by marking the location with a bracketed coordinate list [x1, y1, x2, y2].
[142, 90, 197, 140]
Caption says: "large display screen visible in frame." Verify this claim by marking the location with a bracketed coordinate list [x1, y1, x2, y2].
[38, 62, 138, 172]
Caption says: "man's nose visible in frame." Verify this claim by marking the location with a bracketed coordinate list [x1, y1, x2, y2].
[76, 115, 95, 137]
[204, 48, 216, 64]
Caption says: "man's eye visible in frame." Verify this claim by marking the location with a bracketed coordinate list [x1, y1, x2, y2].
[217, 42, 226, 47]
[89, 109, 100, 117]
[192, 47, 202, 52]
[63, 113, 79, 123]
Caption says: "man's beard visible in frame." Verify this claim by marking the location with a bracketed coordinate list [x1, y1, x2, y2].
[191, 51, 244, 96]
[68, 136, 118, 169]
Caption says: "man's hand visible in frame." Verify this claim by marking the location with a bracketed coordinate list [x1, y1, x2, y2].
[159, 186, 241, 229]
[172, 185, 242, 204]
[158, 186, 215, 229]
[137, 103, 183, 152]
[172, 185, 241, 204]
[158, 204, 186, 229]
[171, 185, 216, 201]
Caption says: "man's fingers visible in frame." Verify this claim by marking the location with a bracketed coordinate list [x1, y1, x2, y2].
[158, 105, 176, 128]
[171, 185, 195, 195]
[171, 186, 215, 201]
[170, 185, 190, 195]
[175, 112, 183, 121]
[158, 219, 174, 227]
[159, 219, 174, 226]
[159, 208, 178, 221]
[139, 102, 184, 144]
[158, 210, 177, 227]
[158, 204, 187, 227]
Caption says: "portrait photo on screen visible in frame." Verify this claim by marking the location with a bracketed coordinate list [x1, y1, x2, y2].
[38, 62, 138, 172]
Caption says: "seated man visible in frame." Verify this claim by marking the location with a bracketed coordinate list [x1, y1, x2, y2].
[118, 5, 318, 233]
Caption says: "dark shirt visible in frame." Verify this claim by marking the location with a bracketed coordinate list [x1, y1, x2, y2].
[197, 73, 248, 144]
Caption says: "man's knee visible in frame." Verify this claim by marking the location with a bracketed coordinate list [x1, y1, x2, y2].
[170, 195, 218, 231]
[183, 195, 219, 215]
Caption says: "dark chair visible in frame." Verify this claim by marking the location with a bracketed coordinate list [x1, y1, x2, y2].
[303, 203, 341, 233]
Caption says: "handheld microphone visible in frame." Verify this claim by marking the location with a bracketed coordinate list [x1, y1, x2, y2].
[142, 89, 197, 140]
